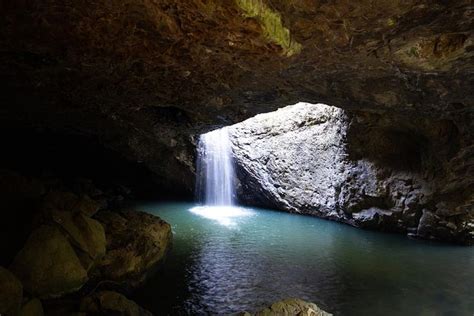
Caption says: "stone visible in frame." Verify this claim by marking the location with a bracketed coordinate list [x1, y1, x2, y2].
[0, 266, 23, 316]
[93, 209, 172, 288]
[80, 291, 152, 316]
[19, 298, 44, 316]
[52, 211, 106, 270]
[10, 225, 88, 299]
[229, 102, 473, 244]
[242, 298, 332, 316]
[417, 210, 439, 239]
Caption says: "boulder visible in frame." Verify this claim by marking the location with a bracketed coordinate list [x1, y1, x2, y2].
[0, 266, 23, 316]
[94, 209, 172, 288]
[229, 102, 472, 244]
[52, 211, 106, 270]
[80, 291, 152, 316]
[242, 298, 332, 316]
[10, 225, 88, 299]
[19, 298, 44, 316]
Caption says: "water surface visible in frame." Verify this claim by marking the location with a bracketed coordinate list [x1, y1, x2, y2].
[134, 202, 474, 315]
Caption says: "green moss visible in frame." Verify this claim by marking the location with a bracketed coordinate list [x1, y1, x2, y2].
[235, 0, 301, 56]
[406, 46, 420, 58]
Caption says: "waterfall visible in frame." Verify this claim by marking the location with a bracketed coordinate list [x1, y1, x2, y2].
[196, 127, 235, 206]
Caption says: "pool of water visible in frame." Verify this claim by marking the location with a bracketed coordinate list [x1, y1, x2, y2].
[133, 202, 474, 315]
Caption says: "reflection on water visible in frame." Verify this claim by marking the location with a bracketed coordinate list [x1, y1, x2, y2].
[133, 202, 474, 316]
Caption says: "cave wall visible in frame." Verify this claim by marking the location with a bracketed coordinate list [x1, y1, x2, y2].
[229, 103, 473, 244]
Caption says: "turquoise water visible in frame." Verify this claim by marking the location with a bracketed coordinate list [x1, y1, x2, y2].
[134, 202, 474, 315]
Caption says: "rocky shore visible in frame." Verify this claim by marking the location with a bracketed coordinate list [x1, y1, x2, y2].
[0, 170, 171, 316]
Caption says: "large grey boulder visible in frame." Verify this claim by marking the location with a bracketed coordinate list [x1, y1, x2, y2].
[229, 102, 350, 215]
[229, 103, 473, 244]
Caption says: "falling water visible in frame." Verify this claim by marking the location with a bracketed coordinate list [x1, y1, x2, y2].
[196, 127, 235, 206]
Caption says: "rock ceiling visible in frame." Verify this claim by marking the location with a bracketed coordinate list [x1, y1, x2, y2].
[1, 0, 472, 125]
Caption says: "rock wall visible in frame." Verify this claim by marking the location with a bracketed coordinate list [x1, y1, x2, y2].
[229, 103, 473, 244]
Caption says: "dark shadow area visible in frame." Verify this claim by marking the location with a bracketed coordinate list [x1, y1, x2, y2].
[0, 127, 190, 266]
[347, 125, 427, 171]
[0, 128, 159, 198]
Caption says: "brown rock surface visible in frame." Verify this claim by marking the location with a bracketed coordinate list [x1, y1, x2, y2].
[80, 291, 152, 316]
[93, 210, 172, 287]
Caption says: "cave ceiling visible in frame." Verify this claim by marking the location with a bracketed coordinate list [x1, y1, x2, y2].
[1, 0, 472, 127]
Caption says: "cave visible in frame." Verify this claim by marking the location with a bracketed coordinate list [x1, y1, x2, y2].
[0, 1, 473, 315]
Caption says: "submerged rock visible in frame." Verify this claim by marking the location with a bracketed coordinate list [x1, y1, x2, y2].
[10, 225, 88, 299]
[94, 209, 172, 288]
[242, 298, 332, 316]
[80, 291, 152, 316]
[0, 266, 23, 316]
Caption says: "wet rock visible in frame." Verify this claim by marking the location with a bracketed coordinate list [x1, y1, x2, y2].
[0, 266, 23, 316]
[94, 209, 172, 288]
[80, 291, 152, 316]
[19, 298, 44, 316]
[242, 298, 332, 316]
[10, 225, 88, 299]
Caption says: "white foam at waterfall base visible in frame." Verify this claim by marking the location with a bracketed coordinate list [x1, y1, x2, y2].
[189, 206, 254, 226]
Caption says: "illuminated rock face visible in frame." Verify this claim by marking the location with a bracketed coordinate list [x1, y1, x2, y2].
[229, 103, 473, 244]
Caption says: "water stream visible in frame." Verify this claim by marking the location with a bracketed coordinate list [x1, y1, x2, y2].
[195, 127, 235, 206]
